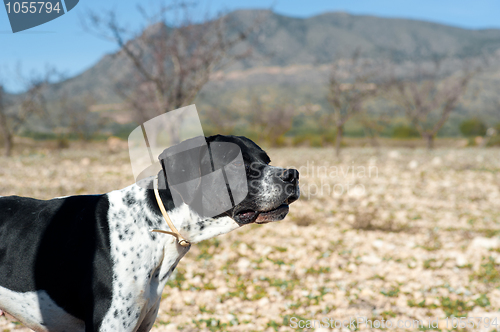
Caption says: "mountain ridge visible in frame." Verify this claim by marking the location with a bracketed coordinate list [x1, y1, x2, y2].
[43, 9, 500, 104]
[9, 9, 497, 135]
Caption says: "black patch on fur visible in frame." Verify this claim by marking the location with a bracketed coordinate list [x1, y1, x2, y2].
[123, 192, 136, 206]
[0, 194, 113, 330]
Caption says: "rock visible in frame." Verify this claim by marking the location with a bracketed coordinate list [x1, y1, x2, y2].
[257, 297, 269, 307]
[362, 255, 382, 265]
[191, 275, 202, 285]
[455, 254, 468, 267]
[432, 157, 442, 165]
[238, 243, 249, 255]
[360, 288, 374, 297]
[80, 157, 91, 166]
[237, 258, 251, 271]
[457, 139, 469, 147]
[315, 328, 330, 332]
[389, 150, 400, 159]
[438, 319, 448, 330]
[260, 246, 272, 256]
[107, 136, 127, 152]
[470, 237, 500, 249]
[408, 160, 419, 169]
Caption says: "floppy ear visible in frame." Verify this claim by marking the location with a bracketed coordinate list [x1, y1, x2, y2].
[208, 141, 248, 206]
[158, 136, 211, 206]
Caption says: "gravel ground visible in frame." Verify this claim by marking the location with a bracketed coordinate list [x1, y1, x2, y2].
[0, 145, 499, 331]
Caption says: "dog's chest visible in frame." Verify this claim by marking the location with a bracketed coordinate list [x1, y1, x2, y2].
[99, 187, 189, 331]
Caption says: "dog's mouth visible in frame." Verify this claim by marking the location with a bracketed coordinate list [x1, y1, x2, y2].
[234, 204, 290, 225]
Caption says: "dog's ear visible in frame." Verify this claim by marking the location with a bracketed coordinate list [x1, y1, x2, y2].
[158, 136, 211, 206]
[208, 141, 248, 205]
[159, 137, 248, 217]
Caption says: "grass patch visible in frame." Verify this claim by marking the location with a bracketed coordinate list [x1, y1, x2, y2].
[195, 238, 221, 261]
[475, 294, 491, 307]
[165, 268, 186, 289]
[261, 277, 299, 292]
[420, 230, 443, 251]
[423, 258, 445, 270]
[192, 318, 231, 332]
[381, 286, 400, 297]
[289, 213, 316, 226]
[274, 246, 288, 252]
[470, 256, 500, 284]
[408, 299, 438, 309]
[305, 266, 331, 275]
[381, 310, 397, 319]
[350, 210, 411, 233]
[439, 296, 474, 317]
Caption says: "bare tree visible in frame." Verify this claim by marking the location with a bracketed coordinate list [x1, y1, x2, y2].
[388, 60, 476, 149]
[247, 94, 297, 146]
[0, 85, 14, 156]
[83, 3, 253, 140]
[356, 104, 394, 150]
[201, 104, 241, 135]
[0, 70, 53, 156]
[58, 92, 105, 142]
[327, 53, 385, 157]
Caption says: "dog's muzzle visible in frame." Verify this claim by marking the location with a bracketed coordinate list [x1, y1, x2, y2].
[233, 168, 300, 225]
[281, 168, 300, 204]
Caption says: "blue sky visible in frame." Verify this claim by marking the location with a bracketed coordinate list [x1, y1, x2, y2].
[1, 0, 500, 91]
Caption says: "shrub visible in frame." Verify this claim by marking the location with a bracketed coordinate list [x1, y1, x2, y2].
[459, 118, 487, 137]
[309, 136, 323, 147]
[291, 132, 337, 147]
[392, 125, 420, 138]
[109, 123, 138, 140]
[487, 135, 500, 147]
[291, 134, 310, 146]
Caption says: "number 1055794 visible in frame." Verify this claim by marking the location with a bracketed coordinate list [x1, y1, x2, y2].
[5, 2, 61, 14]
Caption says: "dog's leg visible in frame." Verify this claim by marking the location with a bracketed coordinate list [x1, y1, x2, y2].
[95, 300, 158, 332]
[136, 301, 160, 332]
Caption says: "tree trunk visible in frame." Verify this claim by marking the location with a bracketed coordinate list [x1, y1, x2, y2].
[335, 125, 343, 158]
[424, 133, 434, 150]
[364, 127, 380, 148]
[0, 112, 13, 156]
[369, 134, 381, 156]
[3, 134, 12, 156]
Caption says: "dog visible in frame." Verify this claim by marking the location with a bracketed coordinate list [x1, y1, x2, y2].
[0, 135, 300, 332]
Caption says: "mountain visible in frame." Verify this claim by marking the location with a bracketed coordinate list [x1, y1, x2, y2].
[45, 10, 500, 104]
[230, 10, 500, 66]
[24, 10, 499, 137]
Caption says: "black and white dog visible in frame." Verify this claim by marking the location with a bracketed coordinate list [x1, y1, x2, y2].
[0, 135, 299, 332]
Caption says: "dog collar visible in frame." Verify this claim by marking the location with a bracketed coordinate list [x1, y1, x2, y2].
[151, 175, 190, 247]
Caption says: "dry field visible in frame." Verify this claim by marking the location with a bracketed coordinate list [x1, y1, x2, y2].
[1, 144, 500, 331]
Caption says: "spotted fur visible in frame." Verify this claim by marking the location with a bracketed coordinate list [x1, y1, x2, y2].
[99, 185, 241, 331]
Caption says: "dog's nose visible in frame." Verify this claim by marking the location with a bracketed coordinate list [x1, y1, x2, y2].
[280, 169, 299, 185]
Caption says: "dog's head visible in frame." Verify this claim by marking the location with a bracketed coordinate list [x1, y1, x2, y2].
[208, 135, 300, 225]
[158, 135, 299, 226]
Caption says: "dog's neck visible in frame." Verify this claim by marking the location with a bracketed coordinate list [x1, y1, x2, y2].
[108, 177, 242, 259]
[145, 172, 242, 244]
[105, 183, 242, 308]
[150, 197, 242, 244]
